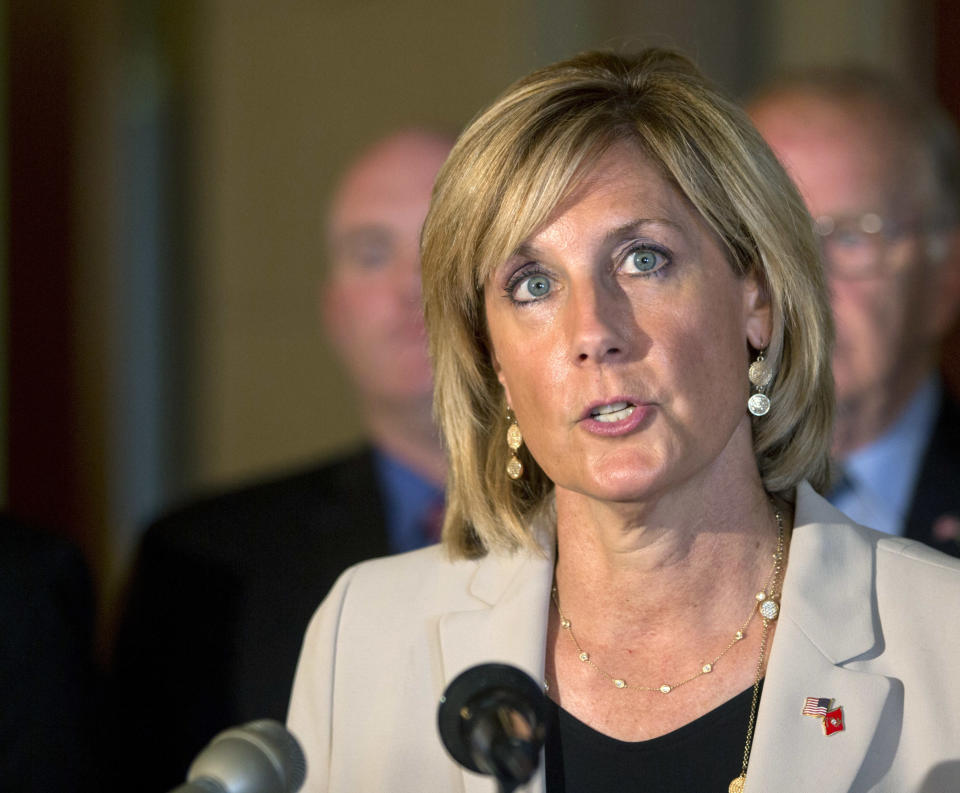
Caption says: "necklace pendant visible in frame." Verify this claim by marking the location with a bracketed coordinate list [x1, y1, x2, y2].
[613, 678, 626, 689]
[659, 684, 672, 694]
[728, 774, 746, 793]
[759, 598, 779, 620]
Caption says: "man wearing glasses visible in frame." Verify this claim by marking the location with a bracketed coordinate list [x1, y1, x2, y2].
[750, 68, 960, 557]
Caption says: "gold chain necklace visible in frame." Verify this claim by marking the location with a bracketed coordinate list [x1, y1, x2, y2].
[551, 511, 785, 793]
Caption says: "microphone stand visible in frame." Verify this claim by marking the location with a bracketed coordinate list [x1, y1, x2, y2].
[465, 694, 541, 793]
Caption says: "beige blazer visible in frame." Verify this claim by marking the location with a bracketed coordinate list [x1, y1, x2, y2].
[287, 483, 960, 792]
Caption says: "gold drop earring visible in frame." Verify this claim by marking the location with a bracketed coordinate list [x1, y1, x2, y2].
[506, 408, 524, 480]
[747, 348, 773, 416]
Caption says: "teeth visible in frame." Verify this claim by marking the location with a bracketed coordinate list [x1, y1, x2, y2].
[592, 401, 630, 415]
[591, 402, 635, 423]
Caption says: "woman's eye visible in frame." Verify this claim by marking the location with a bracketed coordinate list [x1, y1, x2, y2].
[512, 273, 552, 302]
[623, 247, 668, 275]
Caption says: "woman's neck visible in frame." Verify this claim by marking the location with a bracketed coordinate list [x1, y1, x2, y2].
[552, 474, 780, 631]
[546, 461, 792, 742]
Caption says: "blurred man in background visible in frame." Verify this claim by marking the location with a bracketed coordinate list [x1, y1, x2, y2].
[105, 129, 453, 791]
[750, 68, 960, 556]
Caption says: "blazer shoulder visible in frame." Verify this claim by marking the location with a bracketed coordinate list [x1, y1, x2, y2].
[869, 536, 960, 675]
[791, 488, 960, 637]
[324, 543, 540, 626]
[874, 532, 960, 579]
[335, 545, 479, 607]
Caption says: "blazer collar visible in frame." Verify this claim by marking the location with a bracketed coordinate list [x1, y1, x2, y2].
[745, 482, 893, 792]
[438, 541, 555, 793]
[778, 482, 880, 663]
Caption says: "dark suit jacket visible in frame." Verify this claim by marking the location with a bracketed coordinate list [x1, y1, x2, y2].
[105, 447, 390, 793]
[0, 514, 97, 793]
[904, 394, 960, 557]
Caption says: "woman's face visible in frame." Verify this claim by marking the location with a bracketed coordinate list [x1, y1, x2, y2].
[484, 141, 771, 505]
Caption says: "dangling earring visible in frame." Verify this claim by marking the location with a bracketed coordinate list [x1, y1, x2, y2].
[748, 348, 773, 417]
[506, 408, 524, 480]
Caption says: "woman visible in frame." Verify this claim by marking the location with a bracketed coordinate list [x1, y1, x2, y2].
[288, 50, 960, 792]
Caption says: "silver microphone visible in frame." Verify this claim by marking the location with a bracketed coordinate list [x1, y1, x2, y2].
[168, 719, 306, 793]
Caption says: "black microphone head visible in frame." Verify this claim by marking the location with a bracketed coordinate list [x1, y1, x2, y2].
[186, 719, 307, 793]
[437, 663, 549, 787]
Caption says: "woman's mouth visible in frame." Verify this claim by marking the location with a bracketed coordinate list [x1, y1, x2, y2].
[590, 401, 636, 423]
[581, 399, 651, 436]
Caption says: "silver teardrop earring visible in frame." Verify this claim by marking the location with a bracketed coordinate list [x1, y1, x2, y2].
[747, 349, 773, 417]
[506, 408, 524, 480]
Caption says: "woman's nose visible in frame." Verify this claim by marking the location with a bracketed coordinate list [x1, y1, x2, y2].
[568, 281, 628, 363]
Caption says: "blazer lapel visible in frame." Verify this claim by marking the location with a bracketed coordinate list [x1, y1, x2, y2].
[438, 544, 555, 793]
[745, 484, 894, 793]
[745, 623, 892, 792]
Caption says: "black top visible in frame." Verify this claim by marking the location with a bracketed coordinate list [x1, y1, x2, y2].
[545, 681, 762, 793]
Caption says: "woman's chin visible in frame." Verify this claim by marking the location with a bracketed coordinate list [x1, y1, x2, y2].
[558, 466, 673, 507]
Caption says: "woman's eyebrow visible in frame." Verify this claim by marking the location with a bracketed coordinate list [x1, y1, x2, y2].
[509, 241, 541, 261]
[601, 217, 683, 244]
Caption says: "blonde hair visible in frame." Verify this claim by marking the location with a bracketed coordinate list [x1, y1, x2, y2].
[422, 49, 834, 558]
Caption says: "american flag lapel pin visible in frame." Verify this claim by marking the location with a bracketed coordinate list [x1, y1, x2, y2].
[802, 697, 845, 736]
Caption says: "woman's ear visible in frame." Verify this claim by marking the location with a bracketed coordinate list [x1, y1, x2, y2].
[490, 350, 515, 406]
[744, 272, 773, 349]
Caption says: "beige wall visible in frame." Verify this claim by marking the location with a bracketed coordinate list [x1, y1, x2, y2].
[768, 0, 933, 84]
[189, 1, 538, 490]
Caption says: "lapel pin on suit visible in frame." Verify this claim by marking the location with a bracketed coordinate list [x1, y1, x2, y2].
[932, 514, 960, 548]
[823, 706, 845, 736]
[802, 697, 845, 736]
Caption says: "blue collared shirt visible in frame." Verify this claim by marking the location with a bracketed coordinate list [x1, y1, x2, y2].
[374, 450, 444, 553]
[830, 378, 940, 536]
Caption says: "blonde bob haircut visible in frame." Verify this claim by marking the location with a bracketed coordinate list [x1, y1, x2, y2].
[422, 49, 834, 559]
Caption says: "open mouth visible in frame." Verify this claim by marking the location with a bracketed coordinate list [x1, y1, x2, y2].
[589, 401, 636, 423]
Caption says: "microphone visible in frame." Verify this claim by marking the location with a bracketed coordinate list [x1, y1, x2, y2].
[437, 663, 550, 793]
[168, 719, 306, 793]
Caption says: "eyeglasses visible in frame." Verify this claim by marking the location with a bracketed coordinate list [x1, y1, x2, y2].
[813, 212, 919, 279]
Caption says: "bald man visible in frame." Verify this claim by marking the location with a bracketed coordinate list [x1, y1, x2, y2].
[321, 131, 450, 548]
[749, 70, 960, 557]
[105, 130, 453, 791]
